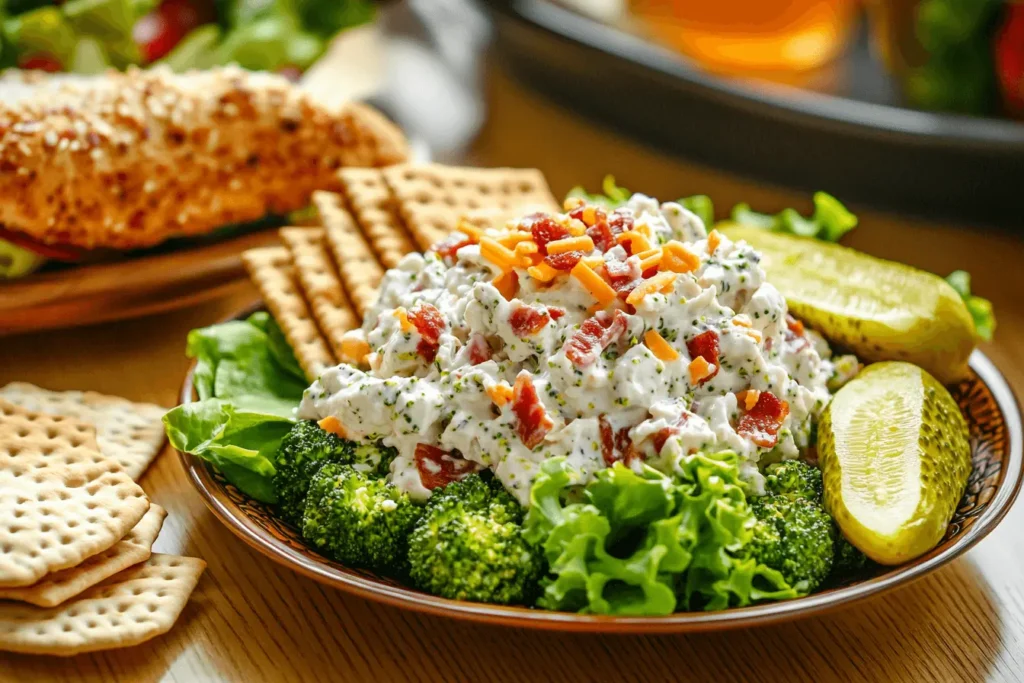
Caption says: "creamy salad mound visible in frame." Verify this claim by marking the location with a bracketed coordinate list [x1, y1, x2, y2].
[299, 195, 846, 505]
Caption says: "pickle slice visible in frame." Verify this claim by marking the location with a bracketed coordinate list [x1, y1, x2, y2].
[818, 362, 971, 565]
[721, 225, 977, 384]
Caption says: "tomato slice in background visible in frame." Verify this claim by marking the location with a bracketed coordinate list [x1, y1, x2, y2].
[995, 3, 1024, 116]
[134, 0, 212, 63]
[17, 53, 63, 72]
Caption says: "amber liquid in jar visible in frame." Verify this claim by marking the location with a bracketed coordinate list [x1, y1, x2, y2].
[631, 0, 858, 73]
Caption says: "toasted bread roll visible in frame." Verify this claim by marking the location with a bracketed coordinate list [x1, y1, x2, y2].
[0, 66, 408, 250]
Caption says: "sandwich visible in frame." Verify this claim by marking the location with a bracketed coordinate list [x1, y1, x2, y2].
[0, 65, 408, 277]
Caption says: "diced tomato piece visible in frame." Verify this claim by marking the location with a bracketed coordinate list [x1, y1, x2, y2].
[544, 250, 585, 271]
[466, 334, 491, 364]
[995, 4, 1024, 115]
[686, 330, 720, 384]
[18, 54, 62, 72]
[607, 209, 634, 235]
[587, 219, 616, 253]
[564, 310, 629, 367]
[408, 303, 445, 363]
[434, 236, 472, 262]
[548, 307, 566, 321]
[414, 444, 479, 490]
[737, 391, 790, 449]
[526, 214, 569, 255]
[134, 0, 211, 63]
[509, 304, 551, 338]
[512, 372, 554, 450]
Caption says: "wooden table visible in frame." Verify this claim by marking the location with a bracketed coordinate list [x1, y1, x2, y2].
[3, 65, 1024, 682]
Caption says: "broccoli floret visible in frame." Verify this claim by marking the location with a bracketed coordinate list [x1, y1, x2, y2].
[408, 474, 544, 605]
[302, 462, 422, 576]
[763, 460, 823, 503]
[747, 496, 834, 593]
[831, 531, 870, 580]
[274, 421, 353, 525]
[273, 421, 399, 525]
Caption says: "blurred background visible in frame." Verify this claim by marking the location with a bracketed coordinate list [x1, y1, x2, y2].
[1, 0, 1021, 225]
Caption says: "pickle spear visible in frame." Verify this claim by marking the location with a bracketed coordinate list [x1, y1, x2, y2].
[818, 362, 971, 565]
[720, 225, 978, 384]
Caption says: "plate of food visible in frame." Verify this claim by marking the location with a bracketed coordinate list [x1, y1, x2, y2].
[166, 166, 1021, 632]
[0, 65, 408, 335]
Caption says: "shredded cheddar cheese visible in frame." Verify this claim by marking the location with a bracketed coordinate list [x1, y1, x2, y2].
[732, 314, 753, 328]
[480, 237, 518, 271]
[618, 230, 652, 254]
[581, 206, 598, 226]
[662, 241, 701, 273]
[639, 249, 663, 272]
[567, 219, 587, 237]
[625, 272, 677, 306]
[707, 229, 721, 254]
[688, 356, 714, 384]
[571, 260, 617, 306]
[745, 328, 764, 343]
[492, 270, 518, 300]
[394, 307, 413, 333]
[340, 335, 371, 364]
[582, 255, 605, 269]
[547, 235, 594, 255]
[644, 329, 679, 362]
[454, 218, 484, 241]
[486, 382, 514, 408]
[499, 231, 535, 248]
[527, 262, 560, 283]
[736, 389, 761, 411]
[563, 196, 585, 212]
[317, 416, 347, 438]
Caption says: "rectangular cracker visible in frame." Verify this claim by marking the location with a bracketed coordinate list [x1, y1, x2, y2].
[381, 164, 560, 251]
[0, 554, 205, 656]
[314, 191, 384, 319]
[0, 505, 166, 607]
[0, 400, 150, 588]
[337, 168, 417, 269]
[279, 227, 361, 362]
[0, 383, 166, 481]
[242, 246, 336, 380]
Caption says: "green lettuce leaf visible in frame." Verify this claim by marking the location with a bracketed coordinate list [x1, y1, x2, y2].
[679, 195, 715, 228]
[524, 454, 798, 616]
[165, 313, 308, 501]
[946, 270, 996, 341]
[730, 192, 858, 242]
[564, 177, 716, 227]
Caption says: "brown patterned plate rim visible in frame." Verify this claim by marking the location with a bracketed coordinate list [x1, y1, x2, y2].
[176, 303, 1024, 633]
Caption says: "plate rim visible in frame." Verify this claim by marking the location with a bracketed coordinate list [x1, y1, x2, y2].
[175, 302, 1024, 633]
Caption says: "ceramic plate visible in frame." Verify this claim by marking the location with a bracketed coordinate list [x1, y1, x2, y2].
[176, 305, 1022, 633]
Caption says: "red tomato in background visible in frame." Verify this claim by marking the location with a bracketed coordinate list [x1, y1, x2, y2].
[995, 3, 1024, 117]
[133, 0, 215, 63]
[18, 54, 63, 72]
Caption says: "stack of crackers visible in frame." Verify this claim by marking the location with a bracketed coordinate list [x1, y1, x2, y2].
[242, 163, 561, 379]
[0, 383, 204, 656]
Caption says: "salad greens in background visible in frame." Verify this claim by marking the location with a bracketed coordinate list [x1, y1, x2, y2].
[0, 0, 374, 74]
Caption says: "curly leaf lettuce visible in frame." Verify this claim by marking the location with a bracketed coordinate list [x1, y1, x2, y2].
[164, 313, 308, 502]
[730, 192, 858, 243]
[945, 270, 996, 341]
[524, 454, 798, 615]
[564, 176, 716, 226]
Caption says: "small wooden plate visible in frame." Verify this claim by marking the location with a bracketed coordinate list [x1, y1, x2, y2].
[0, 230, 280, 336]
[175, 305, 1023, 633]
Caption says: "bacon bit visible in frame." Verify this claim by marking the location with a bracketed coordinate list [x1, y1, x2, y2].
[512, 372, 554, 450]
[547, 235, 594, 255]
[625, 272, 677, 306]
[586, 218, 617, 253]
[571, 260, 618, 306]
[732, 314, 753, 328]
[644, 329, 679, 361]
[415, 444, 480, 490]
[608, 209, 634, 235]
[599, 416, 616, 466]
[409, 304, 445, 363]
[509, 304, 551, 338]
[492, 270, 519, 300]
[599, 415, 640, 466]
[737, 391, 790, 449]
[653, 412, 690, 454]
[707, 229, 722, 254]
[662, 241, 701, 273]
[618, 230, 652, 254]
[736, 389, 761, 411]
[486, 381, 514, 407]
[604, 257, 643, 299]
[549, 307, 566, 320]
[467, 334, 492, 364]
[340, 335, 371, 365]
[527, 262, 560, 283]
[786, 314, 805, 337]
[317, 416, 347, 438]
[544, 250, 585, 272]
[480, 237, 518, 271]
[434, 235, 473, 262]
[688, 357, 714, 384]
[565, 310, 629, 367]
[394, 308, 414, 333]
[687, 330, 720, 368]
[564, 196, 585, 212]
[528, 214, 570, 254]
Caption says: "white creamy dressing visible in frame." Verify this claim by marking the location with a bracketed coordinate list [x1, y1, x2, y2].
[299, 195, 838, 504]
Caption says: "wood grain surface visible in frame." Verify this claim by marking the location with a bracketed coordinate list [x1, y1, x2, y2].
[2, 64, 1023, 682]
